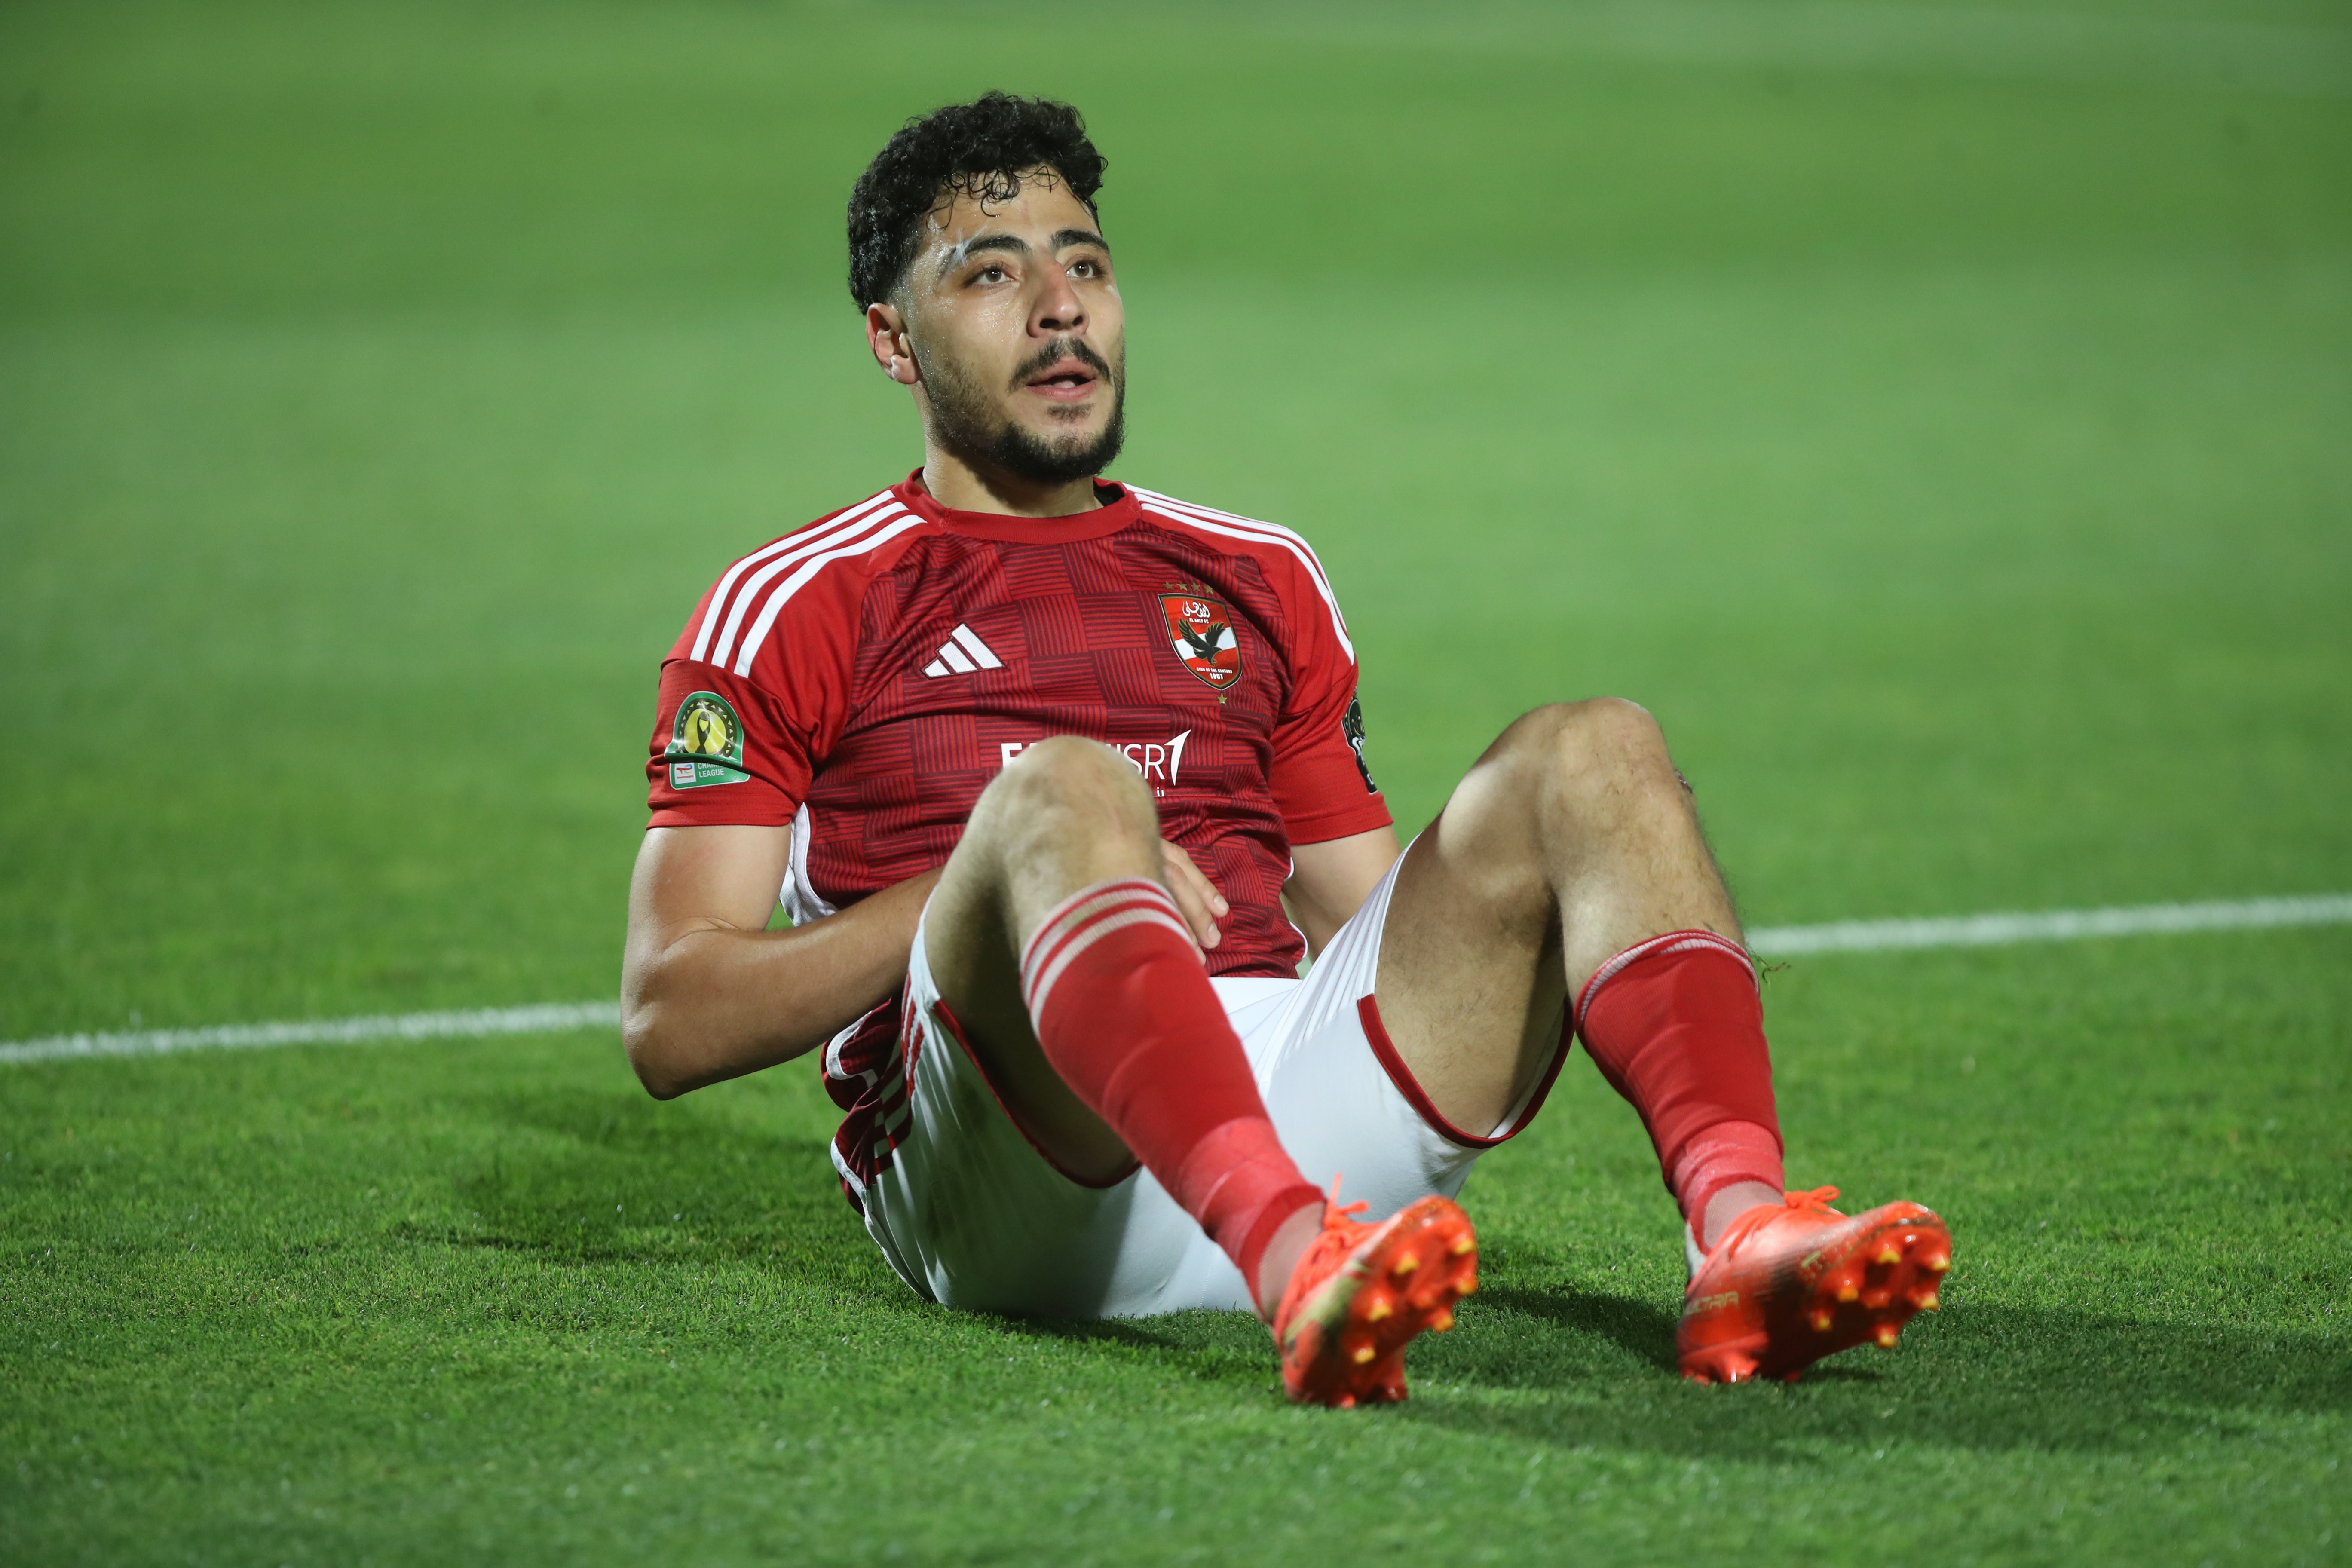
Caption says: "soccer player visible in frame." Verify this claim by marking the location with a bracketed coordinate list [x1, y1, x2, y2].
[620, 93, 1951, 1405]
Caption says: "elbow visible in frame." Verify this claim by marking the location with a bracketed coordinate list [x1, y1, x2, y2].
[635, 1066, 690, 1103]
[621, 942, 706, 1099]
[621, 1002, 693, 1101]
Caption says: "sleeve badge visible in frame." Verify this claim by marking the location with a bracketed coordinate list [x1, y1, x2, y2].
[664, 691, 750, 789]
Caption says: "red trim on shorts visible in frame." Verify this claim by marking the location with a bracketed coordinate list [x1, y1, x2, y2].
[1357, 994, 1571, 1150]
[928, 998, 1140, 1191]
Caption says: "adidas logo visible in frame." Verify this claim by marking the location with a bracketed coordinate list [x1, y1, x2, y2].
[921, 624, 1006, 678]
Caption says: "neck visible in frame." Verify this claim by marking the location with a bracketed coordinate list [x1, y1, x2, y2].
[919, 442, 1102, 519]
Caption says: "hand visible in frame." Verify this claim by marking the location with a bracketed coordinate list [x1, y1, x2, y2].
[1160, 839, 1229, 950]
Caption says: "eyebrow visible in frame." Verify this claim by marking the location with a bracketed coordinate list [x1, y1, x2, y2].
[943, 227, 1112, 272]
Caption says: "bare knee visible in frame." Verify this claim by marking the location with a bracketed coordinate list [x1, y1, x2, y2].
[1498, 698, 1675, 808]
[971, 735, 1159, 862]
[996, 733, 1156, 809]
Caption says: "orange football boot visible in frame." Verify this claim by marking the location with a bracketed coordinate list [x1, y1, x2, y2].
[1273, 1188, 1478, 1408]
[1678, 1186, 1952, 1384]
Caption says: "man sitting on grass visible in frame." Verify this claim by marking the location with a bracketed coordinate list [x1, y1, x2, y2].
[620, 92, 1951, 1405]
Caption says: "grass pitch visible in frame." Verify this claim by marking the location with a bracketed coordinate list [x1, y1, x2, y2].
[3, 2, 2348, 1563]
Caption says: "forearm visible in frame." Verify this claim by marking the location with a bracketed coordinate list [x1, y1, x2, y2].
[622, 870, 939, 1099]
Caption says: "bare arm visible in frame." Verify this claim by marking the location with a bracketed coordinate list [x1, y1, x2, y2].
[1284, 825, 1403, 957]
[622, 827, 1234, 1100]
[621, 825, 938, 1099]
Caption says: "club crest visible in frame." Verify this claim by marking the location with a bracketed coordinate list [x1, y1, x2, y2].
[1159, 591, 1241, 690]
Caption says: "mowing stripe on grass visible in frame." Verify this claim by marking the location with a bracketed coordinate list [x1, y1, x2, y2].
[1272, 5, 2352, 99]
[3, 894, 2348, 1066]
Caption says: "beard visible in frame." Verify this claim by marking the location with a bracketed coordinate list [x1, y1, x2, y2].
[916, 334, 1126, 489]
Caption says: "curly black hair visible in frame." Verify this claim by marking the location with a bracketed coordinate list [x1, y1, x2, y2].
[846, 92, 1107, 311]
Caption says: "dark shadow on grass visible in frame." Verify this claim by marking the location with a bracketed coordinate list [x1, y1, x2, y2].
[989, 1309, 1278, 1386]
[1472, 1282, 1681, 1372]
[398, 1091, 2352, 1461]
[447, 1090, 1287, 1381]
[413, 1086, 890, 1293]
[1401, 1281, 2352, 1458]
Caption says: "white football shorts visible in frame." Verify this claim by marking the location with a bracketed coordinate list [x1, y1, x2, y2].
[854, 853, 1562, 1319]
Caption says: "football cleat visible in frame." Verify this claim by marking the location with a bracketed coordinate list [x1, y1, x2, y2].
[1678, 1185, 1952, 1385]
[1272, 1186, 1478, 1408]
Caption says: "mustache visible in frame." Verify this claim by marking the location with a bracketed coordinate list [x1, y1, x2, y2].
[1009, 337, 1116, 390]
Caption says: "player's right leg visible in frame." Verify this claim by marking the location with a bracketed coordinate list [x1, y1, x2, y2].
[912, 734, 1167, 1191]
[916, 735, 1474, 1404]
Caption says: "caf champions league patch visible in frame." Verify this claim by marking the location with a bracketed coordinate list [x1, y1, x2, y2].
[665, 691, 749, 789]
[1160, 590, 1241, 690]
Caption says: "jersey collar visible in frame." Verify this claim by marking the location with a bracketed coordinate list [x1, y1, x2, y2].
[894, 470, 1140, 543]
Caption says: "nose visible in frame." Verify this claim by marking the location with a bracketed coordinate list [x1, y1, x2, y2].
[1032, 264, 1086, 337]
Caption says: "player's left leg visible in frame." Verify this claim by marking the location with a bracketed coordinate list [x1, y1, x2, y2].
[1317, 698, 1950, 1384]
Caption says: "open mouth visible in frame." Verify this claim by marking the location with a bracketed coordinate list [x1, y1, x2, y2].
[1014, 340, 1113, 405]
[1024, 358, 1100, 398]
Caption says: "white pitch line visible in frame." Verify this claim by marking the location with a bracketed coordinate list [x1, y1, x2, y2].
[1746, 893, 2352, 958]
[3, 894, 2348, 1066]
[0, 1001, 619, 1067]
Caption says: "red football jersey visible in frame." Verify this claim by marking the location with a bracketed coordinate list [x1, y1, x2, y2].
[644, 473, 1392, 978]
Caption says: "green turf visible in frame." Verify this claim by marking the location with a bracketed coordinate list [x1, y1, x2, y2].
[2, 1, 2348, 1562]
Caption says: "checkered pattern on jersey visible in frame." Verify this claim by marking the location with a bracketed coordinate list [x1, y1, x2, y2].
[805, 522, 1301, 977]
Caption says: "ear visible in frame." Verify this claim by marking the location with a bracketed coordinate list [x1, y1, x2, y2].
[866, 302, 920, 386]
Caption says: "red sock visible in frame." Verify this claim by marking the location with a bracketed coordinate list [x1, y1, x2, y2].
[1021, 878, 1324, 1298]
[1574, 931, 1785, 1232]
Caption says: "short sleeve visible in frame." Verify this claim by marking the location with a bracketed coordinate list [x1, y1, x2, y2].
[1265, 560, 1392, 846]
[644, 541, 866, 829]
[644, 658, 809, 827]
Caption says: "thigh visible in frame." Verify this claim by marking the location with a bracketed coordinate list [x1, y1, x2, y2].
[865, 926, 1241, 1318]
[913, 869, 1133, 1185]
[914, 744, 1163, 1183]
[1371, 700, 1729, 1133]
[1371, 775, 1569, 1140]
